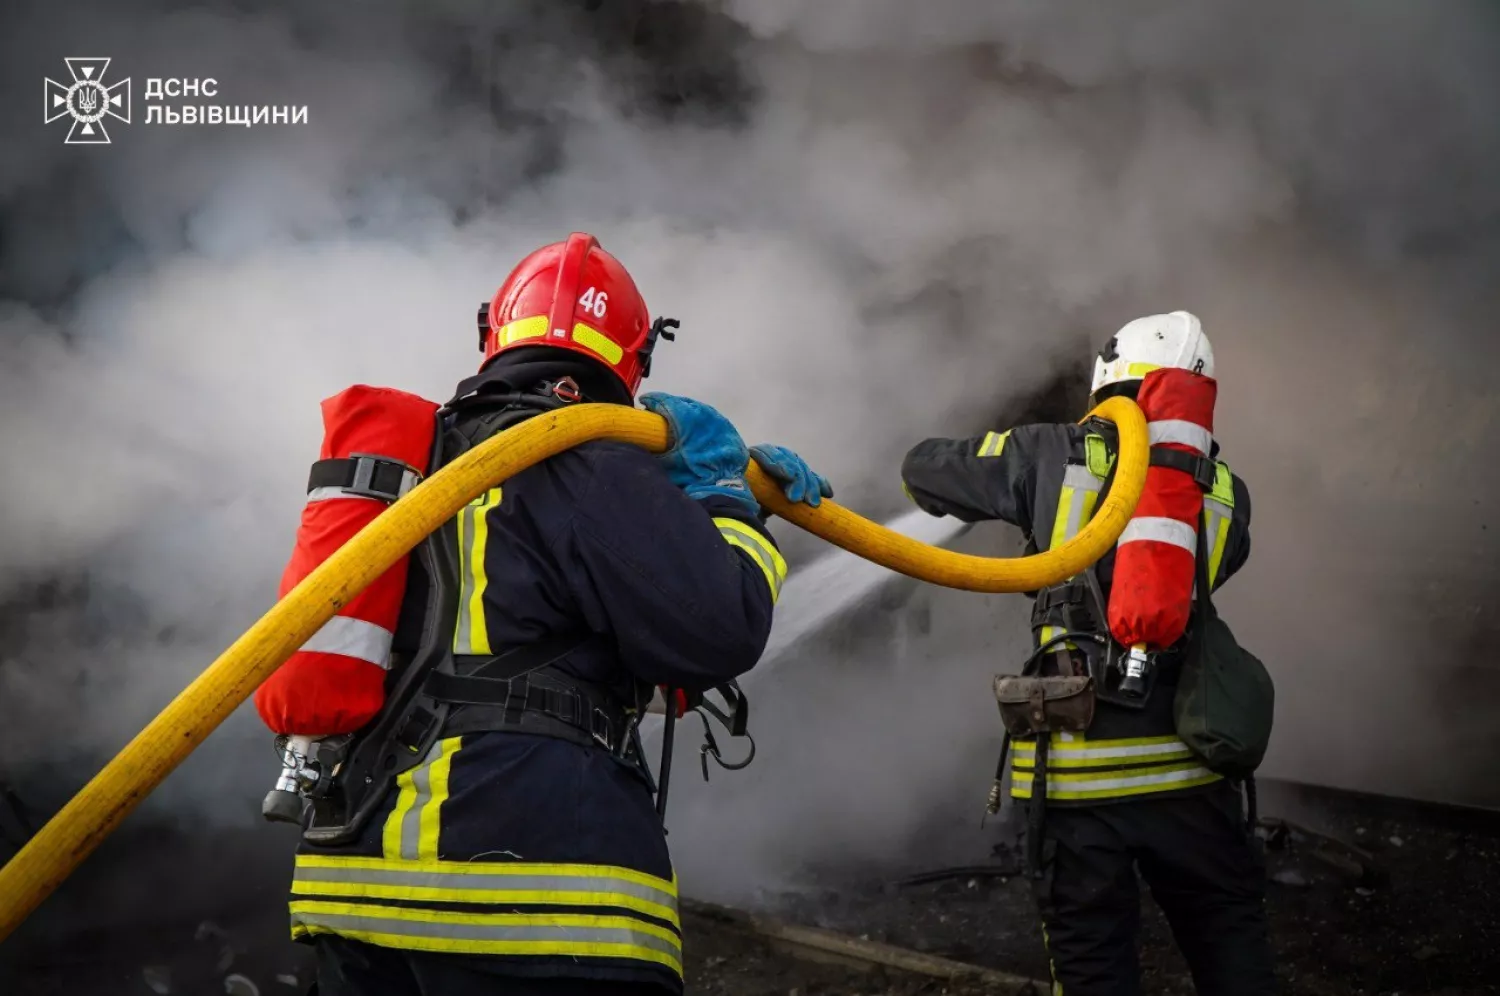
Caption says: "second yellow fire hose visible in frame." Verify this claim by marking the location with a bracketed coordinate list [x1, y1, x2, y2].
[0, 396, 1146, 942]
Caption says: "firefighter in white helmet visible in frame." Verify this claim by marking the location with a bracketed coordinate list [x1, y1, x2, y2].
[902, 312, 1275, 996]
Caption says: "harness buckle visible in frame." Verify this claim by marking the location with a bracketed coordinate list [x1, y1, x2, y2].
[591, 707, 615, 752]
[550, 377, 583, 404]
[1149, 446, 1216, 492]
[344, 453, 420, 502]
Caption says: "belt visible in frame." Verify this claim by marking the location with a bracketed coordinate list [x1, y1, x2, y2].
[425, 654, 635, 756]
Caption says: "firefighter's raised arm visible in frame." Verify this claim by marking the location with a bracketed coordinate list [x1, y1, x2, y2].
[900, 423, 1043, 531]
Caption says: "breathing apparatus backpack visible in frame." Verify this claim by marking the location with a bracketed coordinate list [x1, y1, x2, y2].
[257, 379, 754, 840]
[254, 385, 439, 739]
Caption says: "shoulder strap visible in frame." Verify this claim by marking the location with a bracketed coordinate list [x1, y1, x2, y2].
[1078, 428, 1120, 622]
[1191, 506, 1219, 641]
[1150, 447, 1217, 491]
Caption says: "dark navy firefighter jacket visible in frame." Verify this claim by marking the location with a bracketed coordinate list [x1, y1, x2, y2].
[289, 359, 783, 993]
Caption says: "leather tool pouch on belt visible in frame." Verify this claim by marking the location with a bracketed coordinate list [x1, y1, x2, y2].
[991, 675, 1096, 880]
[993, 675, 1095, 738]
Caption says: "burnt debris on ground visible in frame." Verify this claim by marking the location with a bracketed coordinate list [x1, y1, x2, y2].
[762, 779, 1500, 996]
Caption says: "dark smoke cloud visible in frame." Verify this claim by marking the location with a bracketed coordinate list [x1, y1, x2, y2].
[0, 0, 1497, 923]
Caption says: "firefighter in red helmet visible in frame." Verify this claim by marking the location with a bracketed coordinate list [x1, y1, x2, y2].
[480, 233, 657, 395]
[259, 233, 830, 996]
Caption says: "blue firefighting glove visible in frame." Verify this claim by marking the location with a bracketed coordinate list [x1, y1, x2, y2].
[638, 392, 759, 515]
[749, 444, 833, 508]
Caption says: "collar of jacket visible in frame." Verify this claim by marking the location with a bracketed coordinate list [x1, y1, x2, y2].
[450, 349, 633, 412]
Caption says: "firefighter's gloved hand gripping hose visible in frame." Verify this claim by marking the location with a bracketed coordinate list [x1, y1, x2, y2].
[0, 395, 1148, 943]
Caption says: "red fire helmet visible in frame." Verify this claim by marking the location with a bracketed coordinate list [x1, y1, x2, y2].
[477, 232, 664, 396]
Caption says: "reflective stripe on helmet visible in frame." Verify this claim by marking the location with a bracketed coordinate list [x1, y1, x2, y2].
[571, 322, 624, 365]
[496, 315, 548, 348]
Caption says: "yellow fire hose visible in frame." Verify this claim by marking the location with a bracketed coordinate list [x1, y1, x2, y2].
[0, 396, 1146, 942]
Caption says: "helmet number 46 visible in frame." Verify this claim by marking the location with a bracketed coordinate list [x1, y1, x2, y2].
[578, 287, 608, 320]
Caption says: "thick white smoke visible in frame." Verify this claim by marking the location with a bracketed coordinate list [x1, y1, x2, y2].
[1, 0, 1497, 914]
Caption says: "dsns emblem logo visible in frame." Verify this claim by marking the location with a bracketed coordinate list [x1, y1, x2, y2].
[45, 58, 131, 144]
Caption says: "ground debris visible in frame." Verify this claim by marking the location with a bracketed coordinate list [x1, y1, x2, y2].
[141, 966, 173, 995]
[223, 975, 260, 996]
[682, 901, 1045, 996]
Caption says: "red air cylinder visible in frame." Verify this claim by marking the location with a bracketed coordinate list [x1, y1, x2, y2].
[1107, 367, 1217, 651]
[254, 385, 439, 736]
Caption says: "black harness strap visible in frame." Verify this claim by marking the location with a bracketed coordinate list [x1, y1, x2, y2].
[425, 636, 638, 755]
[429, 635, 594, 700]
[1149, 446, 1216, 491]
[307, 455, 421, 502]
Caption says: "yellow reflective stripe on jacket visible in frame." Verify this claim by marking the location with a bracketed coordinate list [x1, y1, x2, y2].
[382, 737, 463, 862]
[289, 901, 682, 974]
[1010, 762, 1221, 801]
[1047, 464, 1104, 553]
[292, 855, 680, 929]
[453, 487, 503, 656]
[1008, 732, 1221, 799]
[714, 517, 787, 602]
[1041, 465, 1104, 650]
[1203, 459, 1235, 586]
[976, 430, 1010, 458]
[1011, 734, 1194, 769]
[1203, 499, 1232, 588]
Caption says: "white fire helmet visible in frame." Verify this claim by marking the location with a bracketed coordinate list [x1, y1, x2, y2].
[1091, 311, 1215, 397]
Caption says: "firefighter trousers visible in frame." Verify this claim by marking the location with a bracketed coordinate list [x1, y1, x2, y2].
[1028, 780, 1276, 996]
[309, 936, 674, 996]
